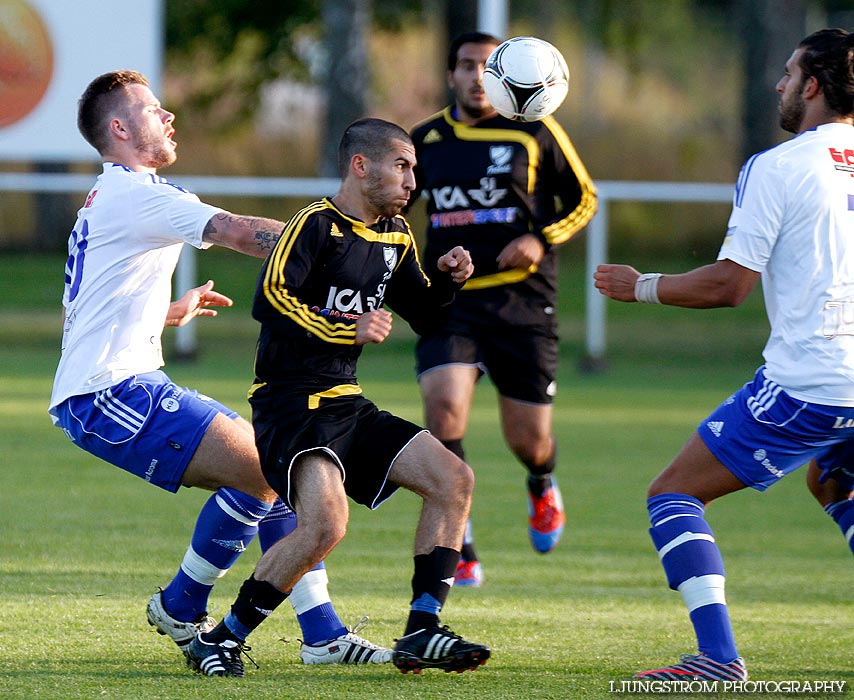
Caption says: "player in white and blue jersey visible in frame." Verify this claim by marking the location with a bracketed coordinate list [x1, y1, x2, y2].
[594, 29, 854, 681]
[49, 70, 391, 667]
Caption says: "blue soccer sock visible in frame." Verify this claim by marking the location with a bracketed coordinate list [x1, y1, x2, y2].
[824, 499, 854, 556]
[647, 493, 739, 663]
[258, 498, 347, 644]
[257, 497, 298, 551]
[161, 488, 271, 622]
[290, 568, 347, 644]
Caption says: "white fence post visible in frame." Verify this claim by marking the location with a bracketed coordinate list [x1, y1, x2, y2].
[173, 245, 198, 360]
[583, 192, 609, 370]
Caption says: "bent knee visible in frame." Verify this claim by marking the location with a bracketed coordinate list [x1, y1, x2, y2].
[807, 476, 849, 507]
[425, 405, 468, 439]
[508, 436, 552, 466]
[437, 454, 474, 505]
[453, 456, 475, 492]
[301, 516, 347, 555]
[316, 524, 347, 554]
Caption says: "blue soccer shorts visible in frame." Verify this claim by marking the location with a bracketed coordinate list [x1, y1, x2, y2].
[52, 370, 238, 492]
[697, 366, 854, 491]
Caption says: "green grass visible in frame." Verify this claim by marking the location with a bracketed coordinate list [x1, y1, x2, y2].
[0, 253, 852, 699]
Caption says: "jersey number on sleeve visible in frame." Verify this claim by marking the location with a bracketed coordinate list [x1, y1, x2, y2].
[65, 220, 89, 304]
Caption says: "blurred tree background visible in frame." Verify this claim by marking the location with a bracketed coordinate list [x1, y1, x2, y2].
[3, 0, 854, 256]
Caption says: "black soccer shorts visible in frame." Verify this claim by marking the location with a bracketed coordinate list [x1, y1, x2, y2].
[253, 391, 426, 510]
[415, 324, 558, 404]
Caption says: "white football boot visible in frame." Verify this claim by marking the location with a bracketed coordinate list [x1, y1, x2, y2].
[147, 590, 216, 657]
[300, 617, 392, 664]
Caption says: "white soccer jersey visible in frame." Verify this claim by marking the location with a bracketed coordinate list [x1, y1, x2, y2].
[719, 122, 854, 406]
[49, 163, 223, 414]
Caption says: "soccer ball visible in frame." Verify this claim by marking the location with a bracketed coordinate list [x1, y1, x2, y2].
[482, 36, 569, 122]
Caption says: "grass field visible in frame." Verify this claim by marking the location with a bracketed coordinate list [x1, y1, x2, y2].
[0, 251, 851, 700]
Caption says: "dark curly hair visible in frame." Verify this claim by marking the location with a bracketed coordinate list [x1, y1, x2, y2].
[798, 29, 854, 116]
[447, 32, 502, 71]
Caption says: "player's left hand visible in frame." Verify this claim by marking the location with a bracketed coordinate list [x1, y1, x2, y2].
[437, 245, 474, 284]
[166, 279, 234, 327]
[497, 234, 545, 270]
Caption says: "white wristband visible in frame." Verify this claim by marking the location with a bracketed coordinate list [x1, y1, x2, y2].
[634, 273, 663, 304]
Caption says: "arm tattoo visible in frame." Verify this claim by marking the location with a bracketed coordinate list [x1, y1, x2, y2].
[202, 213, 282, 253]
[249, 218, 283, 252]
[202, 213, 231, 245]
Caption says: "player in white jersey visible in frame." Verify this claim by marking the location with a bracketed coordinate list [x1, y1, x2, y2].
[593, 29, 854, 681]
[48, 70, 392, 669]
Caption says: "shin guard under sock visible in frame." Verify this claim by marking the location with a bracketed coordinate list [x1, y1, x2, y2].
[162, 488, 271, 621]
[647, 493, 738, 663]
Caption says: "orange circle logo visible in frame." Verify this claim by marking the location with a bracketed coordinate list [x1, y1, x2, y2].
[0, 0, 54, 128]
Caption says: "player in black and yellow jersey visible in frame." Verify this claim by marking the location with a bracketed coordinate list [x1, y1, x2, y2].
[185, 118, 490, 677]
[409, 32, 598, 586]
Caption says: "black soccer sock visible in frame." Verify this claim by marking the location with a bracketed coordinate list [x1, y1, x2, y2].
[460, 522, 479, 563]
[405, 546, 460, 635]
[525, 445, 556, 497]
[202, 620, 240, 644]
[441, 438, 465, 462]
[441, 440, 479, 562]
[206, 575, 289, 642]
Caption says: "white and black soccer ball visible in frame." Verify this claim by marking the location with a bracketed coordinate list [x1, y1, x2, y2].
[482, 36, 569, 122]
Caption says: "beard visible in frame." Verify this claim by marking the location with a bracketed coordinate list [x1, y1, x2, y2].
[779, 85, 806, 134]
[138, 142, 176, 169]
[133, 126, 177, 169]
[458, 95, 496, 122]
[364, 170, 404, 219]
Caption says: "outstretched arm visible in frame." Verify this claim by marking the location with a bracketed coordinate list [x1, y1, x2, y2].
[202, 213, 285, 258]
[166, 280, 233, 327]
[594, 259, 759, 309]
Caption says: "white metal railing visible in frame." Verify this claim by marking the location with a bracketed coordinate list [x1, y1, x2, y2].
[1, 172, 735, 362]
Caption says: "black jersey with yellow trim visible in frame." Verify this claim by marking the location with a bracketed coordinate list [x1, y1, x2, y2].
[410, 107, 597, 316]
[251, 197, 459, 391]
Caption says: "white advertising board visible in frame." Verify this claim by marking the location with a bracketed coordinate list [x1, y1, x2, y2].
[0, 0, 162, 161]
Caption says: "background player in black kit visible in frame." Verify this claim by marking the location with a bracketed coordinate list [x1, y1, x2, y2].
[409, 32, 598, 586]
[184, 117, 490, 677]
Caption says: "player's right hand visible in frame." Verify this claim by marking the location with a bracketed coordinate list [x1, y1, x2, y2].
[593, 264, 641, 302]
[354, 308, 393, 345]
[165, 279, 234, 327]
